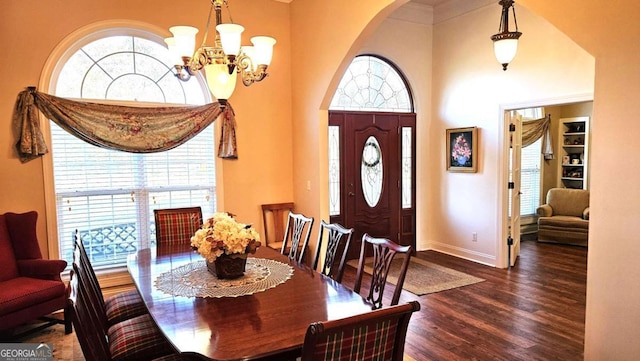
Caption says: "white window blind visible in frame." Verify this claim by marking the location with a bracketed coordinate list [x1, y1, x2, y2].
[520, 138, 542, 216]
[52, 32, 215, 270]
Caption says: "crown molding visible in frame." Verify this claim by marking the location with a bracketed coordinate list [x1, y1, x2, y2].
[389, 2, 434, 25]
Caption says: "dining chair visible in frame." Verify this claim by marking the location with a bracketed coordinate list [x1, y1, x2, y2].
[69, 257, 181, 361]
[353, 233, 413, 310]
[281, 211, 314, 264]
[300, 300, 420, 361]
[261, 202, 294, 251]
[73, 231, 148, 328]
[312, 220, 353, 283]
[154, 207, 203, 255]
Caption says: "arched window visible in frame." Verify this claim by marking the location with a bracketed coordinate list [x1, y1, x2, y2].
[329, 55, 413, 113]
[48, 27, 215, 270]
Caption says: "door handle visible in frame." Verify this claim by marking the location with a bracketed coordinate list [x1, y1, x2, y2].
[348, 192, 355, 197]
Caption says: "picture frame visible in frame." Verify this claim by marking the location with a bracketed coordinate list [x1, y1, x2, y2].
[446, 127, 478, 173]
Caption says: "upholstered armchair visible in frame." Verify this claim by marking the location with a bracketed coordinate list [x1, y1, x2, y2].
[0, 211, 71, 337]
[537, 188, 589, 246]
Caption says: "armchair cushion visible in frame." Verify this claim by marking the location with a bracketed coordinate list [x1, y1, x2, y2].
[17, 259, 67, 281]
[5, 211, 43, 260]
[0, 277, 67, 316]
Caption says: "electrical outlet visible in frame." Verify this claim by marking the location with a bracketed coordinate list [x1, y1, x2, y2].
[472, 232, 478, 242]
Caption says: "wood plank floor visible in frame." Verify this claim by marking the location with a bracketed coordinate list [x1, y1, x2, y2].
[341, 240, 587, 361]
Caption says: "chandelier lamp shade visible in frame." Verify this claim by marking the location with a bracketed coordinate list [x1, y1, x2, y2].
[490, 0, 522, 71]
[165, 0, 276, 103]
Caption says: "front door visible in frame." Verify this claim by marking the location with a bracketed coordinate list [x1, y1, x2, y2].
[329, 111, 416, 260]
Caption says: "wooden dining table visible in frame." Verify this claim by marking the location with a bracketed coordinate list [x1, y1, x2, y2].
[127, 246, 373, 361]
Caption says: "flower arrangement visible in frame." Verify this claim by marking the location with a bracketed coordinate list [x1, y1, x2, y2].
[451, 134, 472, 162]
[190, 212, 261, 263]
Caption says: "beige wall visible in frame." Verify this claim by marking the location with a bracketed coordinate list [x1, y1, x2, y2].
[518, 1, 640, 358]
[430, 4, 594, 264]
[0, 0, 293, 256]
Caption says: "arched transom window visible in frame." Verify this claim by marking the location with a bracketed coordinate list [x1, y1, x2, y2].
[329, 55, 413, 112]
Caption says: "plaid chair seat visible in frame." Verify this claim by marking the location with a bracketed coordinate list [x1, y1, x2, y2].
[108, 314, 177, 361]
[105, 290, 147, 326]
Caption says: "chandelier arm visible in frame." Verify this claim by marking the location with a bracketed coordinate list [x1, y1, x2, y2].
[199, 0, 217, 48]
[511, 3, 519, 32]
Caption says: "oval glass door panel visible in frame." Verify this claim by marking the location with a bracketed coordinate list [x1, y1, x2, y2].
[361, 136, 383, 207]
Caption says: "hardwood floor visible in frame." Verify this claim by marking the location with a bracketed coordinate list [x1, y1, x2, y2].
[341, 240, 587, 361]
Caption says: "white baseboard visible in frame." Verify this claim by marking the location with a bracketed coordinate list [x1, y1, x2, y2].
[421, 241, 497, 267]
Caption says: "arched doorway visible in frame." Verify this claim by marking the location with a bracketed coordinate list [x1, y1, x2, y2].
[328, 55, 416, 259]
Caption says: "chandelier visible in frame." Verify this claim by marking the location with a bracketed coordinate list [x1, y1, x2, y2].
[165, 0, 276, 104]
[490, 0, 522, 71]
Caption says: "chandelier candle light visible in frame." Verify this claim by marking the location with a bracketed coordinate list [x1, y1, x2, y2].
[165, 0, 276, 104]
[490, 0, 522, 71]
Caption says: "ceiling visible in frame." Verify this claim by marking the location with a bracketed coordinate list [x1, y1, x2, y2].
[410, 0, 451, 5]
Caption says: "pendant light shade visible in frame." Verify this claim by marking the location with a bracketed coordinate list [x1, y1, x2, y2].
[490, 0, 522, 71]
[205, 63, 238, 102]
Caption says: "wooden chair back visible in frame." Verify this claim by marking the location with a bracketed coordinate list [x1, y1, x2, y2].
[312, 220, 353, 283]
[353, 233, 413, 309]
[301, 301, 420, 361]
[72, 234, 111, 334]
[281, 211, 314, 264]
[261, 202, 294, 250]
[68, 265, 112, 361]
[154, 207, 202, 255]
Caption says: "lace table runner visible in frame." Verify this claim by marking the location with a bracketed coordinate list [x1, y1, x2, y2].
[155, 258, 294, 298]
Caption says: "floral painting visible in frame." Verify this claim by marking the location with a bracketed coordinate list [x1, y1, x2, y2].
[446, 127, 478, 172]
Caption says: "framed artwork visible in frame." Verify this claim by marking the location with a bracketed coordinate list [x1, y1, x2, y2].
[446, 127, 478, 173]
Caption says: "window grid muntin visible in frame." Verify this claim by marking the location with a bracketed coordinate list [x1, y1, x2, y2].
[329, 126, 341, 216]
[402, 127, 412, 209]
[329, 55, 412, 113]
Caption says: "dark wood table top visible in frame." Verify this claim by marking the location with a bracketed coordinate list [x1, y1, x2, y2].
[127, 246, 372, 361]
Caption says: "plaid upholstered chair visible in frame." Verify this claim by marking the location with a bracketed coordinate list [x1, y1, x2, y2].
[154, 207, 203, 255]
[73, 231, 147, 328]
[353, 233, 413, 310]
[301, 301, 420, 361]
[312, 221, 353, 283]
[70, 251, 186, 360]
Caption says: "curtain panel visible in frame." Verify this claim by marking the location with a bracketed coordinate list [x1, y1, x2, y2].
[12, 87, 237, 162]
[522, 115, 553, 159]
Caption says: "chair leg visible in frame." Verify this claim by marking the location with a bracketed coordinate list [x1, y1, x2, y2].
[64, 302, 73, 334]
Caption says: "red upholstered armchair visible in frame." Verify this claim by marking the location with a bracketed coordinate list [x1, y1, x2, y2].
[0, 211, 71, 337]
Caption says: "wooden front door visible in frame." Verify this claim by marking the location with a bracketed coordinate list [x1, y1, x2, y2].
[329, 111, 416, 260]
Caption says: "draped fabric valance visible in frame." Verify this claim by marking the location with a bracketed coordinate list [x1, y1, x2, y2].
[12, 87, 237, 163]
[522, 114, 553, 159]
